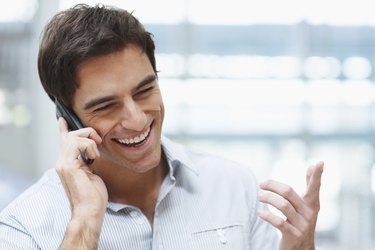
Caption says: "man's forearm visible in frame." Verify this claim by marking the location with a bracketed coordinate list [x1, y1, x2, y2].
[59, 216, 103, 250]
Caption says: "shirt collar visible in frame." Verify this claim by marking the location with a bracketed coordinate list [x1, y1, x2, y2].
[161, 135, 199, 177]
[161, 135, 201, 195]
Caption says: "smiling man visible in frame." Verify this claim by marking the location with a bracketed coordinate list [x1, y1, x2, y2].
[0, 4, 323, 250]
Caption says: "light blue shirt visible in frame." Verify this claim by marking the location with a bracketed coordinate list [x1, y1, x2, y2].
[0, 136, 279, 249]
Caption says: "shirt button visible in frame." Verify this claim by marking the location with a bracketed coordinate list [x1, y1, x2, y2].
[130, 211, 139, 218]
[135, 218, 144, 224]
[217, 229, 228, 244]
[219, 236, 228, 244]
[129, 210, 144, 224]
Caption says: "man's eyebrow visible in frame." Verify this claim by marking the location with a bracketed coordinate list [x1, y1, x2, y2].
[133, 74, 157, 93]
[83, 96, 115, 110]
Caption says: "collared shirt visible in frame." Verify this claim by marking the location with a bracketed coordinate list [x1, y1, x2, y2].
[0, 136, 279, 249]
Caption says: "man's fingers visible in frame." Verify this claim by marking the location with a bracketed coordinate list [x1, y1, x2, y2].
[258, 191, 306, 226]
[83, 128, 103, 145]
[258, 162, 324, 249]
[304, 161, 324, 208]
[59, 117, 102, 145]
[260, 180, 304, 212]
[306, 161, 323, 185]
[69, 127, 103, 145]
[79, 140, 101, 160]
[257, 210, 301, 237]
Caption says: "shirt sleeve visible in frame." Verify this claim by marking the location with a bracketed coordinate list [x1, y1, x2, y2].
[0, 219, 40, 249]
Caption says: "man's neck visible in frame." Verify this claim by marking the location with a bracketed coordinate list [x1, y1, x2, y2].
[96, 152, 169, 223]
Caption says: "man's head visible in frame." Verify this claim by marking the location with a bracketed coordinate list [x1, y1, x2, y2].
[39, 4, 165, 174]
[38, 3, 157, 107]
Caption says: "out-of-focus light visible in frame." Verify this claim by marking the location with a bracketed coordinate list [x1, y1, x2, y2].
[59, 0, 375, 26]
[156, 54, 186, 78]
[60, 0, 185, 24]
[303, 56, 341, 79]
[304, 0, 375, 26]
[188, 54, 275, 79]
[0, 106, 12, 126]
[12, 105, 32, 128]
[0, 0, 37, 22]
[187, 0, 303, 25]
[187, 54, 215, 78]
[269, 56, 300, 79]
[221, 56, 270, 78]
[305, 80, 342, 106]
[342, 80, 375, 106]
[326, 57, 341, 78]
[343, 57, 372, 80]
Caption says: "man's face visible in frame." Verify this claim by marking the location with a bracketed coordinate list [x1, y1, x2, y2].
[72, 44, 164, 174]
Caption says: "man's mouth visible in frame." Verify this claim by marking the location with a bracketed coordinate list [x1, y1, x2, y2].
[114, 126, 151, 147]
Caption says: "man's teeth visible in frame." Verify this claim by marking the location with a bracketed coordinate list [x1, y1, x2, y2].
[116, 127, 150, 145]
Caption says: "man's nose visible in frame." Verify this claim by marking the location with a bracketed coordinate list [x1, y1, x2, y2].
[120, 101, 147, 131]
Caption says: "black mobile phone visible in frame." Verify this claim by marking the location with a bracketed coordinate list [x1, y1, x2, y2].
[55, 99, 94, 165]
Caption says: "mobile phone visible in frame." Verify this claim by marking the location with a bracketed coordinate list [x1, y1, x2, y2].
[55, 98, 94, 165]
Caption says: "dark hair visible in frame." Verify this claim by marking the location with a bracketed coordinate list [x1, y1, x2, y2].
[38, 3, 157, 107]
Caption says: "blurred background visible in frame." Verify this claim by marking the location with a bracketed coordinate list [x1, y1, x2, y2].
[1, 0, 375, 249]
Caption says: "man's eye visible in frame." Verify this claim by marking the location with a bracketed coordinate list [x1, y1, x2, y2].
[136, 86, 154, 96]
[94, 103, 114, 112]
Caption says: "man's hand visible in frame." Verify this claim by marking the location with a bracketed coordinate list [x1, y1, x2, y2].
[257, 161, 324, 250]
[56, 117, 107, 249]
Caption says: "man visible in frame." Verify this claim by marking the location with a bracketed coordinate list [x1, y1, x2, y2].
[0, 4, 324, 249]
